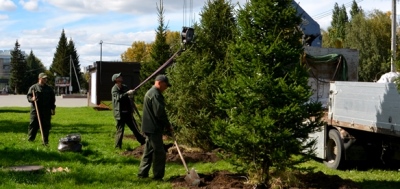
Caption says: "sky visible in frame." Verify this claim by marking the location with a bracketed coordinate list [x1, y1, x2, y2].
[0, 0, 397, 71]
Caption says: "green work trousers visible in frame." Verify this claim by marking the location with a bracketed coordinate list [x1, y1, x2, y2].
[115, 113, 145, 148]
[28, 114, 51, 144]
[138, 132, 166, 179]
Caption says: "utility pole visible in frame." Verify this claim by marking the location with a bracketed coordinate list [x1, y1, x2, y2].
[69, 55, 72, 94]
[391, 0, 397, 72]
[100, 40, 103, 62]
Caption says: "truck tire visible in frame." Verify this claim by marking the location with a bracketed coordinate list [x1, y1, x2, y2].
[324, 129, 345, 169]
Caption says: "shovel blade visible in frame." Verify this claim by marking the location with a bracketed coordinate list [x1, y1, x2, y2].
[184, 168, 201, 186]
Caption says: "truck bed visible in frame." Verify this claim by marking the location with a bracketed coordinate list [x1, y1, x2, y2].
[327, 81, 400, 137]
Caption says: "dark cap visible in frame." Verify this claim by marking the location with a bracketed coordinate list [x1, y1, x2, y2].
[112, 73, 121, 82]
[155, 74, 171, 87]
[38, 73, 48, 78]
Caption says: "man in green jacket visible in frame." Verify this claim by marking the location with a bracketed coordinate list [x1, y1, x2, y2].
[111, 73, 145, 149]
[27, 73, 56, 145]
[138, 74, 173, 181]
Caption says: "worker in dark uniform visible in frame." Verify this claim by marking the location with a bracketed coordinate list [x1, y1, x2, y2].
[111, 73, 146, 149]
[138, 74, 173, 181]
[27, 73, 56, 145]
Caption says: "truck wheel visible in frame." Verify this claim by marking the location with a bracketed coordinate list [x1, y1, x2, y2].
[324, 129, 345, 169]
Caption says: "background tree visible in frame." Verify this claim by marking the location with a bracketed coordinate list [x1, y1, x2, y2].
[50, 29, 69, 95]
[50, 29, 69, 78]
[166, 30, 181, 53]
[325, 3, 349, 48]
[147, 0, 171, 75]
[50, 30, 82, 93]
[166, 0, 237, 150]
[350, 0, 362, 19]
[9, 40, 27, 94]
[81, 72, 90, 93]
[345, 10, 391, 81]
[211, 0, 323, 185]
[321, 29, 330, 47]
[67, 38, 83, 93]
[25, 50, 46, 90]
[134, 0, 171, 103]
[121, 41, 152, 62]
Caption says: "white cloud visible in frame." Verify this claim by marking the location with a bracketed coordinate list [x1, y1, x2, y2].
[44, 13, 89, 29]
[19, 0, 39, 11]
[0, 0, 17, 11]
[44, 0, 233, 15]
[0, 14, 8, 20]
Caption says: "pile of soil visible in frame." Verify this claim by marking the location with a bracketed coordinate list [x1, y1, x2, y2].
[92, 103, 111, 111]
[122, 143, 220, 163]
[122, 135, 361, 188]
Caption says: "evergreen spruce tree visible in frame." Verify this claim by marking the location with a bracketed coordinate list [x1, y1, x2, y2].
[166, 0, 236, 150]
[50, 29, 70, 92]
[67, 38, 82, 93]
[136, 0, 171, 102]
[211, 0, 324, 185]
[9, 40, 27, 94]
[25, 50, 46, 90]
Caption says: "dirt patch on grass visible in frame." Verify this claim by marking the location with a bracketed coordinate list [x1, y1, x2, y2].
[123, 135, 220, 163]
[122, 135, 361, 188]
[168, 169, 361, 189]
[121, 142, 220, 163]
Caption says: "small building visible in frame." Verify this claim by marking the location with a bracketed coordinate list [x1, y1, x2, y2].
[0, 50, 27, 93]
[87, 61, 141, 106]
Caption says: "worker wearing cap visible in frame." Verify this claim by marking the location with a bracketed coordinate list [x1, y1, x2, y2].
[138, 74, 173, 181]
[111, 73, 146, 149]
[27, 73, 56, 145]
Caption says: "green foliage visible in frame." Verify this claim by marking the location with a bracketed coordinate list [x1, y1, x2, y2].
[50, 29, 82, 93]
[166, 0, 237, 150]
[25, 50, 46, 89]
[349, 0, 362, 19]
[166, 31, 182, 53]
[345, 10, 391, 81]
[211, 0, 324, 185]
[121, 41, 152, 63]
[326, 3, 348, 48]
[9, 40, 27, 94]
[50, 29, 69, 76]
[135, 0, 172, 103]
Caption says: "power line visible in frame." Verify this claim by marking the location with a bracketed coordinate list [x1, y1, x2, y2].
[311, 0, 364, 20]
[101, 41, 131, 46]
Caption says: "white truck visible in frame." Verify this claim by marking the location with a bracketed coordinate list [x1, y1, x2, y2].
[317, 81, 400, 169]
[306, 47, 400, 169]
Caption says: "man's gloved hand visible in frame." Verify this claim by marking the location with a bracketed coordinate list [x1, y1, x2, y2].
[127, 89, 134, 95]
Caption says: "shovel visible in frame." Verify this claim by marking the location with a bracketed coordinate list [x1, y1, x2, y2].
[32, 90, 45, 145]
[173, 137, 201, 186]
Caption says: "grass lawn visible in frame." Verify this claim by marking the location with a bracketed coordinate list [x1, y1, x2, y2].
[1, 107, 400, 188]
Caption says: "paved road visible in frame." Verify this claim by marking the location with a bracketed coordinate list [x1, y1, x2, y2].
[0, 95, 88, 107]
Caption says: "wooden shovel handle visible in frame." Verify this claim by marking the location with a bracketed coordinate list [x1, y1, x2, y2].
[32, 90, 45, 144]
[174, 140, 189, 173]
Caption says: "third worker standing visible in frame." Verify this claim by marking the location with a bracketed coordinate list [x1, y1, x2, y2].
[111, 73, 146, 149]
